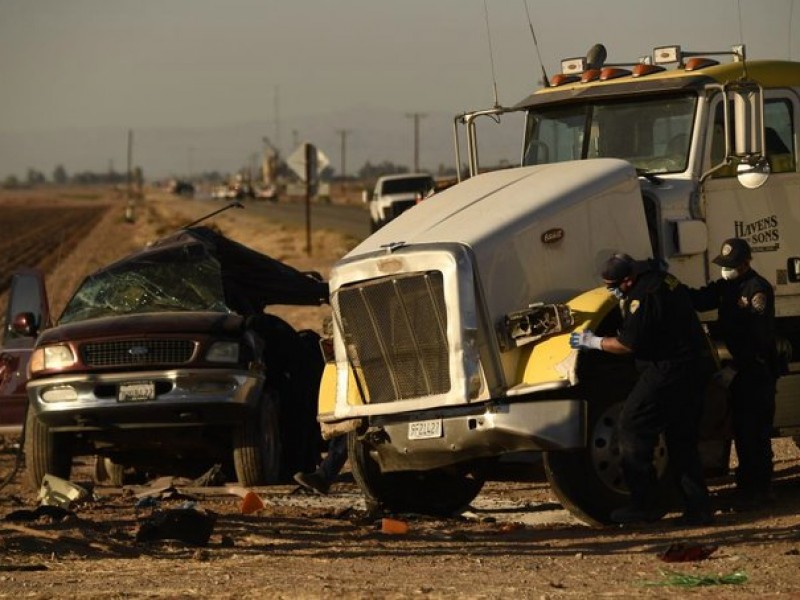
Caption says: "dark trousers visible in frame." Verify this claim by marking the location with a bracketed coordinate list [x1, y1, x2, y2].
[319, 435, 348, 483]
[618, 360, 711, 516]
[730, 363, 776, 493]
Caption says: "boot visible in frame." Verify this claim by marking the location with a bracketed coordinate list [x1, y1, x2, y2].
[293, 469, 330, 495]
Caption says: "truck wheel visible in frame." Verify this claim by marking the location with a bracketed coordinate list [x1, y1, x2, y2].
[543, 398, 671, 526]
[24, 409, 73, 490]
[347, 429, 485, 516]
[93, 456, 125, 486]
[233, 391, 282, 486]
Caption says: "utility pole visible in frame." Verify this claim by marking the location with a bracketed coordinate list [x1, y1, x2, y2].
[335, 129, 351, 178]
[406, 112, 427, 172]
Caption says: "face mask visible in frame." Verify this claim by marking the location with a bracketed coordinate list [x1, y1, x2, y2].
[721, 267, 739, 281]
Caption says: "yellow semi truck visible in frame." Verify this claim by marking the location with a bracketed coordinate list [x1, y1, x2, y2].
[318, 43, 800, 525]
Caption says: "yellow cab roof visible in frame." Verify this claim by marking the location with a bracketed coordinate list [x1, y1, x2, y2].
[515, 60, 800, 109]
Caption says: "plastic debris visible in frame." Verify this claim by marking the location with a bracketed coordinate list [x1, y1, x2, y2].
[37, 474, 89, 509]
[240, 491, 265, 515]
[135, 507, 217, 546]
[380, 517, 409, 535]
[4, 505, 73, 523]
[643, 570, 748, 587]
[134, 496, 159, 510]
[658, 542, 718, 562]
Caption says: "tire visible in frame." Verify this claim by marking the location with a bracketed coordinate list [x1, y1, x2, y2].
[347, 429, 485, 516]
[544, 395, 671, 527]
[24, 409, 73, 490]
[93, 456, 125, 486]
[232, 391, 282, 486]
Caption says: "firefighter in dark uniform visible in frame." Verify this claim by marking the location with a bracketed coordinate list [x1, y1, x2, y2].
[687, 238, 778, 509]
[570, 253, 714, 525]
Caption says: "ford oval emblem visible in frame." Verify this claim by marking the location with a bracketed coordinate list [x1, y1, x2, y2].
[128, 346, 149, 356]
[541, 228, 564, 244]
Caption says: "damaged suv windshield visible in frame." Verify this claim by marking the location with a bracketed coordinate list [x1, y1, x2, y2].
[60, 242, 229, 324]
[522, 93, 697, 174]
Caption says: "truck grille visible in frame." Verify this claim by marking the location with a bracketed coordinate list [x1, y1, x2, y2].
[336, 271, 450, 403]
[81, 339, 196, 367]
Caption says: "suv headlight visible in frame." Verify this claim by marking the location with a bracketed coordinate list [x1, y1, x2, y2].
[206, 341, 239, 363]
[29, 344, 77, 374]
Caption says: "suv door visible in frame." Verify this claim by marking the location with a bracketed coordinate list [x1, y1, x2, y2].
[0, 268, 49, 435]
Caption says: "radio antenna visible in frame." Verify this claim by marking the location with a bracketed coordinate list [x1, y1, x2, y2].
[482, 0, 501, 108]
[736, 0, 749, 78]
[523, 0, 549, 87]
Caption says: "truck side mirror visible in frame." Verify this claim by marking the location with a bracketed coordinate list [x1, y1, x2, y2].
[725, 79, 770, 189]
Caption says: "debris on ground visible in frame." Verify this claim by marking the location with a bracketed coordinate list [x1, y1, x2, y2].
[658, 541, 719, 562]
[135, 507, 217, 546]
[643, 570, 748, 587]
[380, 517, 409, 534]
[240, 490, 266, 514]
[37, 474, 89, 509]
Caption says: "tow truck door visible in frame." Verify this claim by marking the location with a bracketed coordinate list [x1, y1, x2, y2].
[0, 268, 50, 434]
[702, 92, 800, 301]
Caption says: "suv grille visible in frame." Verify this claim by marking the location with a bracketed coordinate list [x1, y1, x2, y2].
[82, 339, 196, 367]
[336, 271, 450, 403]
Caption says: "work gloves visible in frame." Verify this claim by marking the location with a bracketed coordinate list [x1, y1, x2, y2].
[569, 329, 603, 351]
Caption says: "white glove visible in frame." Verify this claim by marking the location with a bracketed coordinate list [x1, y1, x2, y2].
[569, 329, 603, 351]
[712, 365, 737, 389]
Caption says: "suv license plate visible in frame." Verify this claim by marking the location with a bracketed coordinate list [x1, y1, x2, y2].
[408, 419, 442, 440]
[118, 381, 156, 402]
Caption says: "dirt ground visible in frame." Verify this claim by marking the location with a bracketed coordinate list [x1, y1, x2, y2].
[2, 188, 800, 599]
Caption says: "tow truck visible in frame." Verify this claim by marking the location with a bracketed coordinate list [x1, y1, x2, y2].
[317, 43, 800, 525]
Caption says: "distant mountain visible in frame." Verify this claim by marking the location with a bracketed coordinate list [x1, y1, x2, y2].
[0, 106, 523, 181]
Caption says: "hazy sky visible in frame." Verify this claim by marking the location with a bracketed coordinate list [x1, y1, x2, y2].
[0, 0, 797, 178]
[2, 0, 797, 131]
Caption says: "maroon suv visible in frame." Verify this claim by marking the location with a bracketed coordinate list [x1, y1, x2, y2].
[2, 226, 328, 488]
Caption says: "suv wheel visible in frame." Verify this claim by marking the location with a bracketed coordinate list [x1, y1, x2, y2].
[233, 391, 282, 486]
[24, 409, 73, 490]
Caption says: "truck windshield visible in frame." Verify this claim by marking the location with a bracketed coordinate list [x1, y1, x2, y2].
[522, 93, 697, 174]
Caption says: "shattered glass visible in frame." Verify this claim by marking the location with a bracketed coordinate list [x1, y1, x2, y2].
[60, 242, 229, 324]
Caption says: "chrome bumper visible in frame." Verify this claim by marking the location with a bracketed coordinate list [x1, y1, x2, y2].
[366, 399, 586, 472]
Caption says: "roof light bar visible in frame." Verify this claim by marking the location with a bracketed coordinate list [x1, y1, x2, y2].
[653, 44, 746, 66]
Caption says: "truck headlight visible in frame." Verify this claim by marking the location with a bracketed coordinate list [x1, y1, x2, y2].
[29, 344, 77, 374]
[206, 341, 239, 363]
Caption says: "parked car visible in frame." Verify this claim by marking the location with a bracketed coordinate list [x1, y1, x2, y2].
[3, 226, 328, 488]
[365, 173, 435, 232]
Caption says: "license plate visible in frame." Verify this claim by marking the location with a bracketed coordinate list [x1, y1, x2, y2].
[118, 381, 156, 402]
[408, 419, 442, 440]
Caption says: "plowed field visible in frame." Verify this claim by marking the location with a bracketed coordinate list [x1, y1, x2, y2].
[0, 204, 109, 296]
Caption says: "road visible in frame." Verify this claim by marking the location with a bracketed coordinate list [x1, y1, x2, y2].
[185, 197, 371, 241]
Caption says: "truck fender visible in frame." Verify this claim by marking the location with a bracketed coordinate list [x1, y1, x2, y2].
[515, 287, 620, 389]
